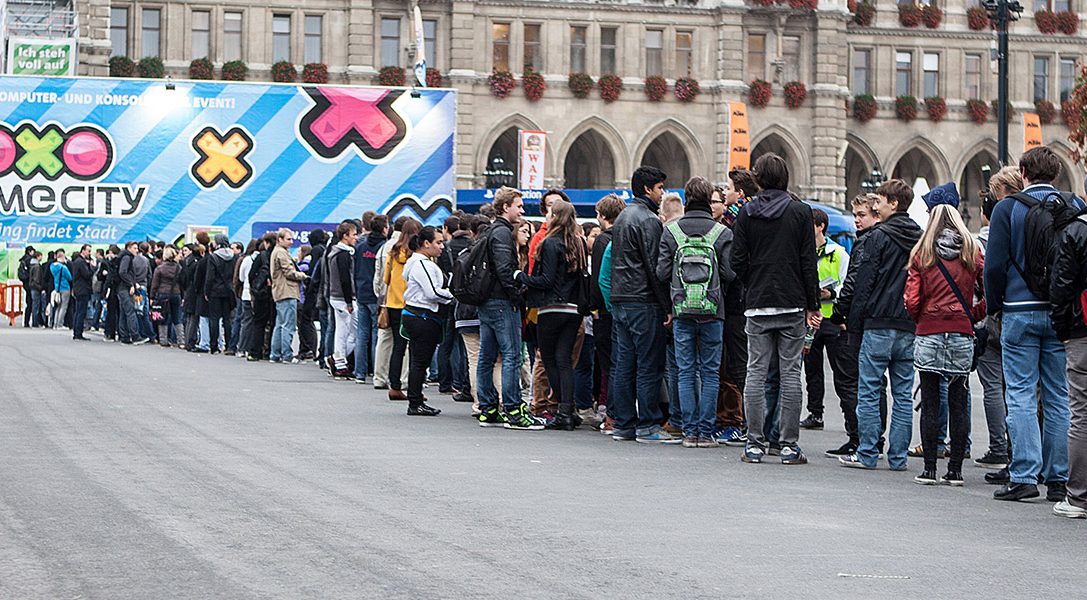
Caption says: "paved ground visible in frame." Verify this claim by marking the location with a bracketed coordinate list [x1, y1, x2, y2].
[0, 326, 1082, 599]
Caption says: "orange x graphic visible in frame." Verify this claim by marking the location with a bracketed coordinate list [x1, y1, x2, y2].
[191, 127, 253, 189]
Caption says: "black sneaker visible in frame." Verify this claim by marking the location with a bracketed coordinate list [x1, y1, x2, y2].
[799, 414, 824, 430]
[452, 391, 474, 403]
[407, 402, 441, 417]
[985, 467, 1010, 485]
[825, 442, 857, 458]
[994, 482, 1040, 502]
[941, 471, 964, 487]
[1046, 481, 1069, 502]
[504, 404, 545, 430]
[914, 470, 939, 485]
[974, 451, 1010, 469]
[478, 407, 505, 428]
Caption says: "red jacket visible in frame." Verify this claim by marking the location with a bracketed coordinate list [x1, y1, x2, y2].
[904, 251, 986, 336]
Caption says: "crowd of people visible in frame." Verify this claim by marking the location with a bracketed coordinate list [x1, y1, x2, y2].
[15, 145, 1087, 520]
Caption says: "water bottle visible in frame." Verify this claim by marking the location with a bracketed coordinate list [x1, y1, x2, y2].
[803, 326, 816, 355]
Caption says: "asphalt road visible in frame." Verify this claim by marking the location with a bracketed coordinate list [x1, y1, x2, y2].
[0, 326, 1082, 599]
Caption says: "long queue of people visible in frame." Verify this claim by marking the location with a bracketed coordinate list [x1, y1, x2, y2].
[15, 145, 1087, 521]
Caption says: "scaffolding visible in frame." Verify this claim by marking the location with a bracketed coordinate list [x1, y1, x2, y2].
[4, 0, 78, 39]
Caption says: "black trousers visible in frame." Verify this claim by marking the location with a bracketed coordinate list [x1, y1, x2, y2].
[250, 296, 273, 357]
[803, 327, 856, 428]
[920, 371, 969, 472]
[402, 314, 443, 402]
[105, 291, 119, 339]
[388, 308, 408, 390]
[538, 313, 581, 415]
[841, 330, 887, 446]
[437, 316, 457, 389]
[594, 314, 613, 408]
[71, 294, 89, 338]
[297, 302, 318, 358]
[207, 297, 233, 353]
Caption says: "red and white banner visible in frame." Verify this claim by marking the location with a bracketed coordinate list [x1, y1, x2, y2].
[518, 129, 546, 189]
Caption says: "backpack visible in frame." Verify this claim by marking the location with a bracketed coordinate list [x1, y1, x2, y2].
[1010, 190, 1086, 302]
[249, 252, 272, 300]
[666, 221, 725, 318]
[451, 232, 496, 306]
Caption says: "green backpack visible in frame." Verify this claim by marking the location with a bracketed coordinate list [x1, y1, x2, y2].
[667, 221, 725, 318]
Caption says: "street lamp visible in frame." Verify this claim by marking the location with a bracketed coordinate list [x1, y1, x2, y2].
[983, 0, 1024, 165]
[860, 167, 885, 194]
[483, 155, 515, 189]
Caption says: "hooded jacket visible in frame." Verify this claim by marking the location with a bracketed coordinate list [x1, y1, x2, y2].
[729, 189, 820, 312]
[204, 247, 237, 300]
[656, 209, 736, 321]
[69, 254, 94, 298]
[1050, 215, 1087, 341]
[325, 242, 355, 304]
[609, 196, 669, 306]
[150, 260, 182, 298]
[839, 212, 923, 332]
[904, 229, 986, 337]
[354, 231, 386, 304]
[831, 226, 875, 331]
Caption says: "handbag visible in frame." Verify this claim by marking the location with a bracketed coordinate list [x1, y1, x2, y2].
[935, 261, 988, 371]
[149, 300, 165, 324]
[377, 306, 390, 329]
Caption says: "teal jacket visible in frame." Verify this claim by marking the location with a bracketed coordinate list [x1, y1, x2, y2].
[598, 241, 613, 312]
[51, 262, 72, 293]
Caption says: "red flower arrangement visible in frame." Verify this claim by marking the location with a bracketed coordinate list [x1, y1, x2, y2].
[189, 57, 213, 80]
[966, 99, 989, 124]
[674, 77, 700, 103]
[488, 69, 516, 98]
[967, 6, 991, 30]
[1056, 10, 1079, 34]
[1035, 99, 1057, 124]
[921, 5, 943, 28]
[522, 68, 546, 102]
[749, 79, 772, 107]
[426, 68, 444, 88]
[221, 60, 247, 81]
[376, 66, 405, 86]
[109, 56, 135, 78]
[749, 0, 777, 6]
[598, 74, 622, 103]
[302, 63, 329, 84]
[895, 95, 918, 121]
[272, 61, 297, 83]
[853, 1, 876, 26]
[644, 75, 668, 102]
[1063, 99, 1081, 129]
[783, 81, 807, 109]
[924, 96, 947, 122]
[1036, 9, 1059, 34]
[899, 4, 922, 27]
[788, 0, 818, 9]
[853, 94, 877, 122]
[568, 72, 594, 99]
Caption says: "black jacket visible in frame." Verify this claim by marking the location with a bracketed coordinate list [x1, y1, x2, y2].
[837, 212, 923, 332]
[730, 190, 820, 312]
[180, 254, 200, 312]
[444, 232, 472, 274]
[610, 196, 669, 306]
[486, 217, 520, 301]
[591, 229, 614, 314]
[303, 243, 326, 312]
[831, 226, 874, 330]
[204, 250, 237, 300]
[518, 236, 583, 308]
[69, 254, 93, 297]
[1051, 216, 1087, 341]
[17, 252, 33, 284]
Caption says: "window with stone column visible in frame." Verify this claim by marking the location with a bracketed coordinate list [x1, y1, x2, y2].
[110, 7, 129, 57]
[600, 26, 618, 75]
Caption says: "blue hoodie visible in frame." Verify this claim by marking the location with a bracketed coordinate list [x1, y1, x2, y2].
[51, 262, 72, 292]
[984, 183, 1086, 313]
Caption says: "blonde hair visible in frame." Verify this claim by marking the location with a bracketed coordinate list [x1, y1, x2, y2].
[909, 204, 979, 272]
[851, 193, 879, 210]
[660, 192, 683, 222]
[163, 246, 178, 261]
[988, 165, 1024, 200]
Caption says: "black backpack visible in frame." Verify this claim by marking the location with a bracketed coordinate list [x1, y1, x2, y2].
[451, 232, 496, 306]
[1010, 190, 1086, 302]
[249, 251, 272, 300]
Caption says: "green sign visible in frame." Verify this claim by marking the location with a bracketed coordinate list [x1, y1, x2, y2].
[7, 38, 75, 76]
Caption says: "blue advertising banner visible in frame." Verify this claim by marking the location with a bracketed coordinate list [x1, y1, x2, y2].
[0, 76, 456, 245]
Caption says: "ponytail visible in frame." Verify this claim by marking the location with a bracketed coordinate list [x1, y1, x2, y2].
[409, 226, 440, 252]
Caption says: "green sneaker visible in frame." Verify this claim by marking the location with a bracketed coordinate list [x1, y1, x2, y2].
[503, 404, 545, 430]
[478, 407, 506, 428]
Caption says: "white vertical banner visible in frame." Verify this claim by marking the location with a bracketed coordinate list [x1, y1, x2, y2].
[412, 5, 427, 87]
[518, 130, 546, 189]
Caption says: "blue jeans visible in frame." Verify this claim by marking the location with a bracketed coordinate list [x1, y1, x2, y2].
[477, 299, 523, 411]
[198, 316, 211, 351]
[118, 288, 141, 342]
[574, 333, 595, 410]
[673, 318, 724, 437]
[270, 298, 297, 361]
[319, 305, 333, 360]
[354, 301, 379, 378]
[857, 328, 915, 469]
[228, 300, 244, 353]
[1001, 310, 1070, 485]
[609, 302, 666, 437]
[666, 338, 682, 428]
[136, 287, 154, 339]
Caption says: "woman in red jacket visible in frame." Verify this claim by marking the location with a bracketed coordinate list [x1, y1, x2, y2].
[904, 204, 985, 486]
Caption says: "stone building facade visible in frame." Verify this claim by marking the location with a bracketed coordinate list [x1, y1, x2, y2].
[79, 0, 1087, 218]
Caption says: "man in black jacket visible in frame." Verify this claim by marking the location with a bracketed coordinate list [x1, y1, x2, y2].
[18, 246, 35, 327]
[836, 179, 923, 471]
[608, 166, 675, 443]
[204, 234, 237, 354]
[117, 241, 150, 344]
[591, 194, 626, 431]
[69, 244, 94, 341]
[730, 153, 821, 465]
[476, 186, 542, 430]
[1050, 210, 1087, 518]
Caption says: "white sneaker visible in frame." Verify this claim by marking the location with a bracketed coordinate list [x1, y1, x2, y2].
[1053, 499, 1087, 519]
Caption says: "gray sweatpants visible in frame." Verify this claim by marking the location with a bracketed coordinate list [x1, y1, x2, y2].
[1064, 337, 1087, 509]
[744, 311, 806, 448]
[976, 343, 1008, 457]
